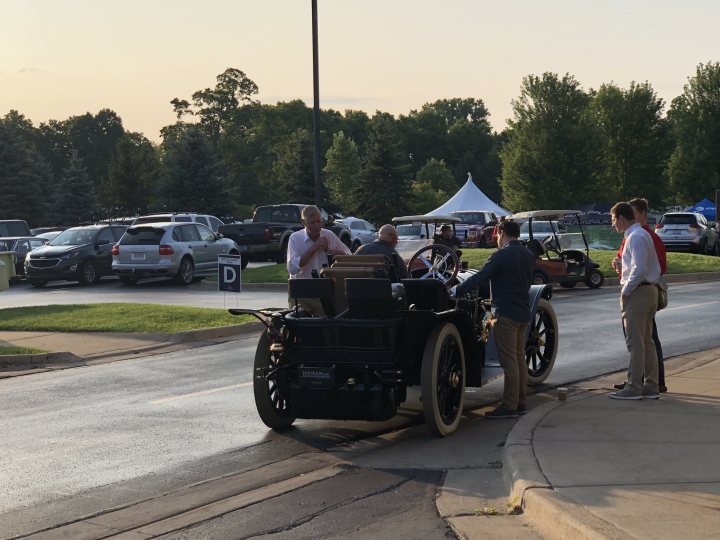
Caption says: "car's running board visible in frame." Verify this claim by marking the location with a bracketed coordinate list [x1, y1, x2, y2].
[480, 366, 504, 385]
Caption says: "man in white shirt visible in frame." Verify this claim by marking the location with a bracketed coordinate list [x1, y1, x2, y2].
[609, 202, 662, 400]
[287, 205, 350, 313]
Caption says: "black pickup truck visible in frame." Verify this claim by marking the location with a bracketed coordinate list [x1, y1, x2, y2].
[219, 204, 352, 265]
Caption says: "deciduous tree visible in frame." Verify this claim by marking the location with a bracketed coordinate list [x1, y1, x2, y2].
[323, 131, 361, 211]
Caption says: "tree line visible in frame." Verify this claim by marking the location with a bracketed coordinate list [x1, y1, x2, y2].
[2, 62, 719, 228]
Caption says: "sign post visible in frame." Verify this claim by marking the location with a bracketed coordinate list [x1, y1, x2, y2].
[218, 254, 242, 293]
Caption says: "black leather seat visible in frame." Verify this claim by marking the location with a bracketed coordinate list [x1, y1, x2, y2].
[401, 279, 451, 312]
[345, 278, 398, 318]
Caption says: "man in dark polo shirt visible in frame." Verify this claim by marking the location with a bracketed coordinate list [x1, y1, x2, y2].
[355, 224, 410, 280]
[451, 220, 534, 418]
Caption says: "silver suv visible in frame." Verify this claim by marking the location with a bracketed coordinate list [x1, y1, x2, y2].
[132, 213, 224, 232]
[112, 222, 240, 285]
[656, 212, 718, 255]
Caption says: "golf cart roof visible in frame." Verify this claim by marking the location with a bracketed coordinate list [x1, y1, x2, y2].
[392, 214, 462, 224]
[510, 210, 581, 220]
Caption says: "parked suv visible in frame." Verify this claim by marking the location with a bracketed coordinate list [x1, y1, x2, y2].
[656, 212, 718, 254]
[25, 225, 127, 287]
[0, 236, 48, 277]
[335, 217, 377, 252]
[132, 213, 224, 232]
[112, 222, 240, 285]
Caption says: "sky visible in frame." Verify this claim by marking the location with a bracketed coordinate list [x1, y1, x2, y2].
[2, 0, 719, 142]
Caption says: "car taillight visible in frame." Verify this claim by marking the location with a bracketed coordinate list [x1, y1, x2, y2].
[655, 223, 661, 229]
[112, 244, 119, 256]
[264, 228, 273, 241]
[159, 245, 174, 255]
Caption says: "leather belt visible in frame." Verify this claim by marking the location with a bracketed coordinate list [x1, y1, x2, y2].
[639, 281, 653, 286]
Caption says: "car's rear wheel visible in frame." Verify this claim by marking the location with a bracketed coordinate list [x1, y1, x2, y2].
[275, 241, 288, 264]
[174, 257, 194, 285]
[78, 261, 97, 285]
[254, 330, 296, 431]
[585, 268, 604, 289]
[526, 298, 558, 385]
[421, 322, 465, 437]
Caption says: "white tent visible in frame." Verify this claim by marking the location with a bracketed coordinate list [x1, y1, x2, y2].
[427, 173, 510, 217]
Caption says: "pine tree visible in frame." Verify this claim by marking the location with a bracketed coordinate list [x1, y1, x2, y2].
[53, 152, 96, 224]
[352, 116, 412, 224]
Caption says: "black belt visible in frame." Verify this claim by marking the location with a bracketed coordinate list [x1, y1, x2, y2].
[639, 281, 653, 286]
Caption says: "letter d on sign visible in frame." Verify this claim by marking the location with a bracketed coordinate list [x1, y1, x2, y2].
[218, 254, 242, 293]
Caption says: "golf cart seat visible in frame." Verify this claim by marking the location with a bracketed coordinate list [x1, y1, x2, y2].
[526, 239, 546, 258]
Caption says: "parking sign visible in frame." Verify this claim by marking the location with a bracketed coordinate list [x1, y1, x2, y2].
[218, 254, 242, 293]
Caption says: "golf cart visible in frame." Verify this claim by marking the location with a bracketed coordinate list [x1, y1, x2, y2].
[511, 210, 604, 289]
[230, 214, 559, 437]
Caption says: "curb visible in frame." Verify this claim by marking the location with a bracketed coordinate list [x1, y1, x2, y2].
[0, 351, 81, 367]
[503, 391, 630, 540]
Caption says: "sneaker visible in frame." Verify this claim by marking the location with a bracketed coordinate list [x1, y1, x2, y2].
[517, 404, 527, 415]
[642, 387, 660, 400]
[659, 385, 668, 393]
[609, 388, 643, 400]
[485, 405, 519, 419]
[613, 382, 627, 390]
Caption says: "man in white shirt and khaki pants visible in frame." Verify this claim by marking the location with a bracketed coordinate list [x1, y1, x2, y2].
[609, 201, 662, 400]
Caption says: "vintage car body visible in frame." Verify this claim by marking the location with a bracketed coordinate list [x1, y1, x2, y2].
[232, 217, 559, 437]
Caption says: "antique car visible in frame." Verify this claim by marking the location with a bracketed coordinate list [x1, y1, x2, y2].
[231, 215, 558, 437]
[511, 210, 604, 289]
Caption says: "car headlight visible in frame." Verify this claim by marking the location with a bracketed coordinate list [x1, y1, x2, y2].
[60, 251, 80, 260]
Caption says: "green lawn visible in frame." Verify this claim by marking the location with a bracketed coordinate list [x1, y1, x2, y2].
[241, 249, 720, 283]
[0, 303, 255, 333]
[0, 345, 46, 355]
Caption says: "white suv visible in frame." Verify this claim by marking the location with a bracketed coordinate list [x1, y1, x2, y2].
[132, 213, 224, 232]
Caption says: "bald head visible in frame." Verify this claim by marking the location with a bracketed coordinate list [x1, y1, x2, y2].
[379, 224, 399, 245]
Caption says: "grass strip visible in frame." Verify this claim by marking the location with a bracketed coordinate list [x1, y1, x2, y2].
[0, 345, 46, 355]
[0, 303, 255, 333]
[241, 249, 720, 283]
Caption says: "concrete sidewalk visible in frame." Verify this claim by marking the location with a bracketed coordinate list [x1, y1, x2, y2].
[503, 347, 720, 540]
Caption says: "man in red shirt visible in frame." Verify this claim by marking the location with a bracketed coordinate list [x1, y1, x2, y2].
[612, 197, 667, 392]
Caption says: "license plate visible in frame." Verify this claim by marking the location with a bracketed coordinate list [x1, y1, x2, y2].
[131, 252, 146, 260]
[298, 366, 335, 388]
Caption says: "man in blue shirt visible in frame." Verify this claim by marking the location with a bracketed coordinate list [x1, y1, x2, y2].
[451, 220, 534, 418]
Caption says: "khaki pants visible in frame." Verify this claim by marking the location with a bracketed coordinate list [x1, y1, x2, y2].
[493, 316, 529, 410]
[621, 285, 659, 393]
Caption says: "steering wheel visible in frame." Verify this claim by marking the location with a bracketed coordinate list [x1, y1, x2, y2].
[407, 244, 459, 285]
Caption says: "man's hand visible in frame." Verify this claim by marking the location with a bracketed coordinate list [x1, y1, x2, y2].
[315, 236, 329, 252]
[611, 255, 621, 273]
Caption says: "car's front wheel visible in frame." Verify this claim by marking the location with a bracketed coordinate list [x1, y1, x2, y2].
[254, 330, 296, 431]
[174, 257, 194, 285]
[421, 322, 465, 437]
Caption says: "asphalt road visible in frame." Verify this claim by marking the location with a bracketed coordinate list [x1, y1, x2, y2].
[1, 280, 718, 538]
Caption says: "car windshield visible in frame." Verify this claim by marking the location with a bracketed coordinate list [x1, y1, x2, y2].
[397, 224, 422, 237]
[661, 214, 697, 226]
[49, 229, 96, 246]
[453, 213, 486, 224]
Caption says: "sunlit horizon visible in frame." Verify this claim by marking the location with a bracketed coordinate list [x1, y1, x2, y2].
[2, 0, 719, 142]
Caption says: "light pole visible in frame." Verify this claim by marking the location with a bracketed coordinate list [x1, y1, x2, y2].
[311, 0, 322, 207]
